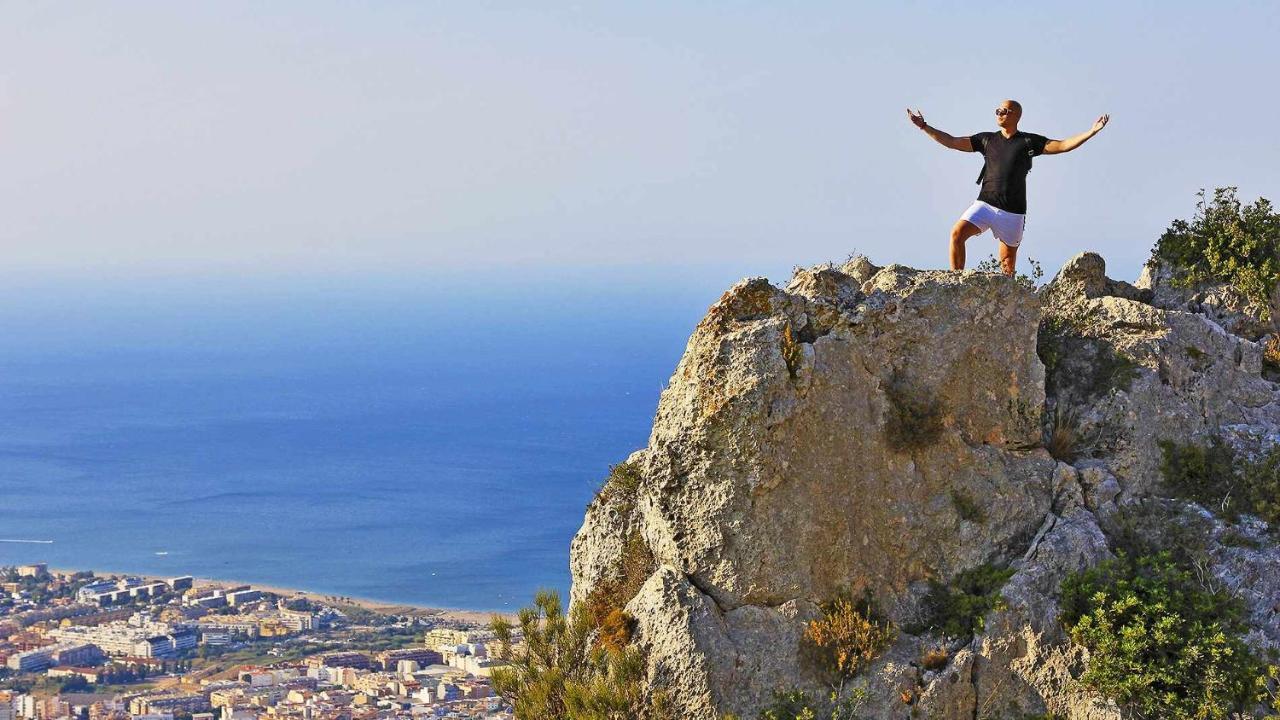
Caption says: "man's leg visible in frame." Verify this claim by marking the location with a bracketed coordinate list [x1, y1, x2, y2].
[998, 241, 1018, 277]
[950, 219, 984, 270]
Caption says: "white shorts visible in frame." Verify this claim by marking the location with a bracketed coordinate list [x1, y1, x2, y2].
[960, 200, 1025, 248]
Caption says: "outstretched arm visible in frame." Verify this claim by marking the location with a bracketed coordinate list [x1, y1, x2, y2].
[1043, 114, 1110, 154]
[907, 108, 973, 152]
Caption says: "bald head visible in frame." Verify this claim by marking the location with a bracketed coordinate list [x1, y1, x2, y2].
[995, 99, 1022, 130]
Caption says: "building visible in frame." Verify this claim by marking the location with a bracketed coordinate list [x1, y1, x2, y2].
[76, 583, 118, 604]
[423, 629, 471, 647]
[276, 608, 314, 632]
[129, 695, 210, 715]
[375, 648, 442, 670]
[225, 590, 262, 607]
[308, 652, 373, 670]
[50, 643, 105, 667]
[169, 630, 198, 654]
[50, 620, 183, 657]
[6, 648, 54, 673]
[168, 577, 194, 592]
[132, 636, 176, 659]
[47, 667, 105, 683]
[16, 565, 47, 579]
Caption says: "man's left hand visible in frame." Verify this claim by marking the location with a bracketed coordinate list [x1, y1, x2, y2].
[1092, 114, 1110, 133]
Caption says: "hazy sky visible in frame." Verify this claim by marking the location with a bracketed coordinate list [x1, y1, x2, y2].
[1, 2, 1276, 286]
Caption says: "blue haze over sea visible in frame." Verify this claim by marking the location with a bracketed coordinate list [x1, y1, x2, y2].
[0, 270, 729, 612]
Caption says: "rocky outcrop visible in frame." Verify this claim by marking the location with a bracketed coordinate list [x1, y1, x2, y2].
[569, 252, 1280, 719]
[1040, 252, 1280, 498]
[1137, 257, 1280, 340]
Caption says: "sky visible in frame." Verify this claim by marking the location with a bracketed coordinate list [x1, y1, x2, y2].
[0, 1, 1277, 288]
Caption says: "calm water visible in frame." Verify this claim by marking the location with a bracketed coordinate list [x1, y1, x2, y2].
[0, 270, 720, 612]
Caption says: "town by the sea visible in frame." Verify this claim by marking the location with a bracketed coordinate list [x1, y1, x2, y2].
[0, 268, 738, 612]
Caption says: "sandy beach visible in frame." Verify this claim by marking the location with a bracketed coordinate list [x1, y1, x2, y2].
[51, 566, 514, 625]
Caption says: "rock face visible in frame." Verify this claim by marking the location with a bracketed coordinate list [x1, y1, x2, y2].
[568, 253, 1280, 719]
[1137, 257, 1280, 340]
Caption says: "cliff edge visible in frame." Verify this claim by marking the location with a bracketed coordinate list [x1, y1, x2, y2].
[569, 253, 1280, 719]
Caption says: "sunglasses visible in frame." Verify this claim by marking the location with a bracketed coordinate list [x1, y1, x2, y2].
[995, 108, 1016, 117]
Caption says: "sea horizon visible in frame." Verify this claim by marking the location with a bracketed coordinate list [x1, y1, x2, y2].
[0, 268, 750, 613]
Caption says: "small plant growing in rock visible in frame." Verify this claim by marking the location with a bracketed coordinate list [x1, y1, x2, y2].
[803, 591, 895, 680]
[920, 646, 949, 672]
[883, 377, 945, 452]
[753, 687, 869, 720]
[781, 323, 805, 379]
[1043, 404, 1090, 463]
[593, 461, 643, 516]
[1158, 437, 1280, 525]
[1150, 187, 1280, 316]
[974, 254, 1045, 289]
[584, 530, 656, 642]
[909, 564, 1014, 639]
[1059, 552, 1267, 719]
[1263, 335, 1280, 380]
[949, 488, 985, 524]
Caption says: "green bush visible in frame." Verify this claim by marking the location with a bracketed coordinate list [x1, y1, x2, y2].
[1238, 447, 1280, 527]
[1150, 187, 1280, 316]
[1158, 437, 1240, 517]
[1159, 437, 1280, 525]
[593, 462, 643, 516]
[910, 564, 1014, 639]
[754, 687, 869, 720]
[1059, 552, 1266, 719]
[491, 590, 674, 720]
[883, 378, 945, 452]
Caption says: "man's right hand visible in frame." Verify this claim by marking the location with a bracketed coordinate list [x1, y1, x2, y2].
[907, 108, 927, 129]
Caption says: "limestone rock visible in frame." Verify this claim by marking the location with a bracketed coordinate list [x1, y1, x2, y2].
[565, 252, 1280, 720]
[1039, 252, 1280, 498]
[1137, 257, 1279, 340]
[572, 263, 1057, 718]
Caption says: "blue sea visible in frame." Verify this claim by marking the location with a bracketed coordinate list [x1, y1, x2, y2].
[0, 268, 732, 612]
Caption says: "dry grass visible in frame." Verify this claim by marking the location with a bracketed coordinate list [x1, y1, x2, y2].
[1264, 335, 1280, 380]
[803, 593, 896, 679]
[583, 530, 655, 653]
[921, 646, 950, 671]
[1044, 405, 1089, 463]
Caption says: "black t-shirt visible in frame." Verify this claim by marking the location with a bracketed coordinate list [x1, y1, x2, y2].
[969, 131, 1049, 214]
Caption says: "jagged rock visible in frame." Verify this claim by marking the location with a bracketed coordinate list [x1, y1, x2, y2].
[567, 252, 1280, 720]
[840, 254, 882, 285]
[1046, 251, 1149, 304]
[1137, 257, 1279, 340]
[572, 264, 1057, 717]
[1040, 252, 1280, 498]
[1204, 515, 1280, 652]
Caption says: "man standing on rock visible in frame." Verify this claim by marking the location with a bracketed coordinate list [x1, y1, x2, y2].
[907, 100, 1109, 276]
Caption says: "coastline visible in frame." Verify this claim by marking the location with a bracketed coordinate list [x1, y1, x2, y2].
[49, 566, 514, 625]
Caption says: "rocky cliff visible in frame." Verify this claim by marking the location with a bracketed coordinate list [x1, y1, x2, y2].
[568, 252, 1280, 719]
